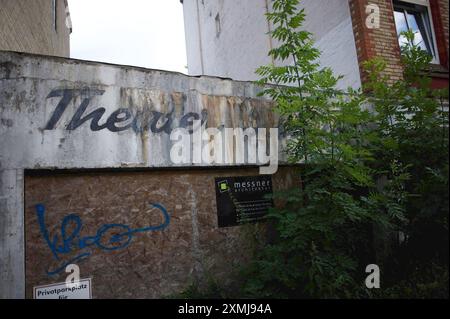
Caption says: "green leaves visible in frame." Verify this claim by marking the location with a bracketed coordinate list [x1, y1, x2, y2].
[242, 0, 448, 299]
[400, 30, 433, 82]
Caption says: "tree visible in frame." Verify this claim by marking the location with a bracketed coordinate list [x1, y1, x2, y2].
[363, 30, 449, 298]
[241, 0, 448, 298]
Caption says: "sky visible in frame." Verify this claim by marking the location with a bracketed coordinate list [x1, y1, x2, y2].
[68, 0, 187, 73]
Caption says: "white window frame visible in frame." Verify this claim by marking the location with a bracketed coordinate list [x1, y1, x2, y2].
[393, 0, 440, 64]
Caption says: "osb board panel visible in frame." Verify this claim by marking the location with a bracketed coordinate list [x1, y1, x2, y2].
[25, 167, 296, 298]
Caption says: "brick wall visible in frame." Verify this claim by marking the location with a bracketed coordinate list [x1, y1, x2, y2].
[440, 0, 449, 57]
[431, 0, 449, 69]
[348, 0, 404, 84]
[0, 0, 70, 57]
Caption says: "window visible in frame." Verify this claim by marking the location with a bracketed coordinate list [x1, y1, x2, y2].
[393, 0, 439, 64]
[52, 0, 57, 32]
[215, 13, 221, 37]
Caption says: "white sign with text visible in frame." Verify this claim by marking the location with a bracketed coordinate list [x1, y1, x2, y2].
[33, 278, 92, 299]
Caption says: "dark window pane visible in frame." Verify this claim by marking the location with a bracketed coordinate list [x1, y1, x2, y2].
[393, 1, 436, 60]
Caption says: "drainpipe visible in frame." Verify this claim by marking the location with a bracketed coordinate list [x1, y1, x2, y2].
[196, 0, 205, 74]
[264, 0, 275, 65]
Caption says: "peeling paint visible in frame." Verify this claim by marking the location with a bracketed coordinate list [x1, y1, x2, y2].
[0, 51, 291, 299]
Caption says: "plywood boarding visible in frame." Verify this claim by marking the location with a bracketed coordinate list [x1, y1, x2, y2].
[25, 167, 296, 298]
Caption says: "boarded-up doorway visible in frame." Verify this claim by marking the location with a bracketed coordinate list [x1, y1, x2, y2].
[25, 167, 294, 298]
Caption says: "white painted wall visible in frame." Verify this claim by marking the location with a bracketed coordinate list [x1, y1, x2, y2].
[182, 0, 361, 89]
[0, 51, 286, 297]
[183, 0, 273, 80]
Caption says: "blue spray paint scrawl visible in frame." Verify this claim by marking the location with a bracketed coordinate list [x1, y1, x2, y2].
[35, 203, 170, 276]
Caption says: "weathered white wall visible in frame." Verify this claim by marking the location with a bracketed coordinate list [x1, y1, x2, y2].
[183, 0, 205, 75]
[0, 169, 24, 298]
[0, 51, 285, 298]
[182, 0, 361, 89]
[300, 0, 361, 89]
[0, 51, 283, 170]
[183, 0, 273, 80]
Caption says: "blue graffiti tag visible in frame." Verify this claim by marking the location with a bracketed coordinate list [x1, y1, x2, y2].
[35, 203, 170, 276]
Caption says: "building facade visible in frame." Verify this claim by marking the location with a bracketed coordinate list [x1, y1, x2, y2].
[182, 0, 449, 88]
[0, 51, 290, 298]
[0, 0, 291, 300]
[0, 0, 71, 57]
[1, 0, 447, 300]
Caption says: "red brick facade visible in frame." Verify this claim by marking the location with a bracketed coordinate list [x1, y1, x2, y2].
[348, 0, 449, 88]
[431, 0, 449, 68]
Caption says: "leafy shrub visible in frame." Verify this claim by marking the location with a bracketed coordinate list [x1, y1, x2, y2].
[239, 0, 448, 299]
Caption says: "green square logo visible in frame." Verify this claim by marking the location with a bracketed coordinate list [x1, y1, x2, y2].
[218, 180, 229, 193]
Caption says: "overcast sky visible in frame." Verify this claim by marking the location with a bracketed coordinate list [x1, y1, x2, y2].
[68, 0, 187, 73]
